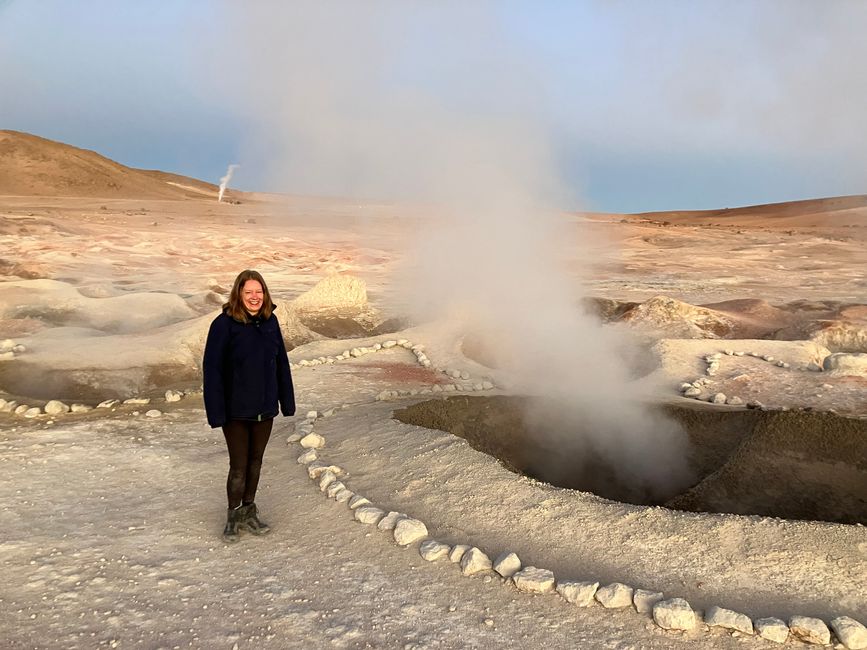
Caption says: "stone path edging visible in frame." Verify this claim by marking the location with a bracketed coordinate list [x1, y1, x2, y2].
[288, 397, 867, 648]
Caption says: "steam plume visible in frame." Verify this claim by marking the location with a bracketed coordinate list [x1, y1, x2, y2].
[218, 164, 239, 202]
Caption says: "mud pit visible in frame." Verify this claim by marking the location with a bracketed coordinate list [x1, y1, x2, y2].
[394, 396, 867, 525]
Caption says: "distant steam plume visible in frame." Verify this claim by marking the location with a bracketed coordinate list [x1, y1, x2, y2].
[217, 164, 239, 202]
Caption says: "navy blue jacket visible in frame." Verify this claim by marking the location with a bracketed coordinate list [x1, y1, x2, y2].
[202, 309, 295, 428]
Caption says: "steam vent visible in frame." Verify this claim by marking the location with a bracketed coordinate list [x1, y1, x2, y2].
[394, 396, 867, 525]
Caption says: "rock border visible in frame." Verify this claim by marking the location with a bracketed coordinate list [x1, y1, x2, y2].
[287, 405, 867, 649]
[676, 348, 837, 411]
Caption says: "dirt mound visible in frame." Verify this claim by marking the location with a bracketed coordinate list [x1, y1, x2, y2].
[292, 274, 383, 334]
[620, 295, 734, 338]
[0, 130, 222, 199]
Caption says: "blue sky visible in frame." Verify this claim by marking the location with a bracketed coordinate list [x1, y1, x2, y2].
[1, 1, 865, 212]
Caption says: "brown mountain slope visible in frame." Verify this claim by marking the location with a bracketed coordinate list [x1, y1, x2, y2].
[632, 194, 867, 228]
[0, 130, 224, 200]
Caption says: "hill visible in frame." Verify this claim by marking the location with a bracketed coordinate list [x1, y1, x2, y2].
[631, 194, 867, 228]
[0, 130, 225, 200]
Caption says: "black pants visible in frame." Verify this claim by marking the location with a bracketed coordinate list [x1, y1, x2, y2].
[222, 418, 273, 509]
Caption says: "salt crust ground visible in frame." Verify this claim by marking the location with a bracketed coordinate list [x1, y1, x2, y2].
[1, 323, 864, 649]
[1, 194, 866, 647]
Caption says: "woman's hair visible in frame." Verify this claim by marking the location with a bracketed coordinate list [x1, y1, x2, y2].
[223, 269, 274, 322]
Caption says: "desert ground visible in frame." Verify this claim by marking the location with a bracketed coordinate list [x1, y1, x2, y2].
[1, 131, 866, 649]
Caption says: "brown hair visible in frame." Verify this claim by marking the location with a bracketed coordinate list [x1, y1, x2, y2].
[223, 269, 274, 322]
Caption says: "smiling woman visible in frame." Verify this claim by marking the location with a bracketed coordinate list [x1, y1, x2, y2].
[202, 269, 295, 543]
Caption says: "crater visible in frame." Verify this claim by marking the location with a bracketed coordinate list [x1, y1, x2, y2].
[394, 396, 867, 525]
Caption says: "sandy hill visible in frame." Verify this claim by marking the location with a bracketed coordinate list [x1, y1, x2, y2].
[631, 194, 867, 228]
[0, 130, 224, 200]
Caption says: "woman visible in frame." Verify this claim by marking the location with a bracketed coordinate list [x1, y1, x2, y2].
[203, 270, 295, 543]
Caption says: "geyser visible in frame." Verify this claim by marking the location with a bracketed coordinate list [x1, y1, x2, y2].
[217, 163, 239, 202]
[394, 396, 867, 525]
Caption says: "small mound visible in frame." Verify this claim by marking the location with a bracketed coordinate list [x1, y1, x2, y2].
[0, 279, 196, 333]
[291, 274, 383, 334]
[292, 274, 369, 315]
[620, 295, 735, 338]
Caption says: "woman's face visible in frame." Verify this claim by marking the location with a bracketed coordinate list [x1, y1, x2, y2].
[241, 279, 264, 315]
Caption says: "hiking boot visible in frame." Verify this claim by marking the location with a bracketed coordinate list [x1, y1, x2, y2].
[238, 502, 270, 535]
[222, 506, 242, 543]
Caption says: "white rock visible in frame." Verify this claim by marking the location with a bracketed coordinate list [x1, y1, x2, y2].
[823, 352, 867, 376]
[830, 616, 867, 650]
[393, 518, 428, 546]
[633, 589, 664, 614]
[0, 351, 14, 361]
[653, 598, 697, 630]
[734, 351, 745, 356]
[448, 545, 471, 563]
[300, 433, 325, 449]
[297, 449, 318, 464]
[24, 407, 41, 418]
[318, 470, 337, 491]
[421, 360, 432, 367]
[472, 382, 485, 391]
[460, 371, 470, 380]
[1, 400, 18, 412]
[350, 348, 362, 358]
[789, 616, 831, 645]
[334, 489, 353, 504]
[325, 481, 345, 498]
[754, 617, 789, 644]
[43, 400, 70, 415]
[762, 355, 774, 362]
[705, 606, 753, 635]
[556, 581, 598, 607]
[0, 398, 7, 410]
[724, 349, 734, 356]
[419, 540, 450, 561]
[70, 404, 92, 413]
[13, 344, 26, 353]
[460, 547, 492, 576]
[348, 495, 370, 510]
[481, 381, 494, 390]
[382, 340, 397, 348]
[305, 410, 318, 419]
[287, 432, 302, 443]
[373, 343, 382, 350]
[0, 339, 14, 352]
[145, 409, 162, 418]
[710, 392, 727, 404]
[512, 566, 555, 593]
[726, 396, 744, 406]
[397, 339, 408, 345]
[97, 399, 120, 408]
[354, 506, 385, 525]
[492, 552, 522, 578]
[679, 383, 693, 392]
[165, 390, 183, 402]
[683, 387, 702, 397]
[377, 511, 406, 531]
[14, 404, 29, 415]
[595, 583, 634, 608]
[123, 397, 150, 405]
